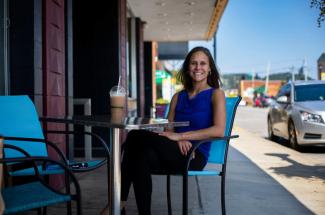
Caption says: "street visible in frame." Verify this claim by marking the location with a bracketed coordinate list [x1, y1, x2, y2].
[235, 106, 325, 159]
[231, 106, 325, 215]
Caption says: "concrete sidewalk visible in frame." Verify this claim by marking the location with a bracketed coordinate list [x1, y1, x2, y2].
[45, 127, 320, 215]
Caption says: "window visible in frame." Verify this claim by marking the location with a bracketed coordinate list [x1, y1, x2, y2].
[294, 84, 325, 102]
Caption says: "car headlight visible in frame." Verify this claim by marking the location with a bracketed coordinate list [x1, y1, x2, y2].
[299, 111, 324, 124]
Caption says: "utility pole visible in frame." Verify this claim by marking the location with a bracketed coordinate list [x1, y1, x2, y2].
[291, 66, 295, 82]
[303, 58, 308, 81]
[252, 69, 255, 89]
[265, 62, 270, 95]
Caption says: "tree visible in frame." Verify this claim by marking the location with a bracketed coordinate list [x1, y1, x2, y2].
[311, 0, 325, 27]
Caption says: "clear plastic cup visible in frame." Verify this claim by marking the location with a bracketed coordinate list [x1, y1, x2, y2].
[110, 86, 126, 108]
[110, 107, 125, 124]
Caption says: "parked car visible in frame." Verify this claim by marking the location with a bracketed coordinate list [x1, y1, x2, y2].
[254, 94, 273, 108]
[267, 81, 325, 150]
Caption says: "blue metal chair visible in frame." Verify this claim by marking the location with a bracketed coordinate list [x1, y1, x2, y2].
[163, 96, 241, 215]
[1, 143, 81, 214]
[0, 95, 109, 175]
[0, 95, 109, 214]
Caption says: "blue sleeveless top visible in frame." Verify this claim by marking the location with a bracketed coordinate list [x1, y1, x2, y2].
[174, 88, 215, 160]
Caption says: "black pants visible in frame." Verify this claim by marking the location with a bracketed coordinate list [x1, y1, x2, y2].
[121, 130, 207, 215]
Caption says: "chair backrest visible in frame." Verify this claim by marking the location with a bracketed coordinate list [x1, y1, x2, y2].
[207, 96, 241, 164]
[163, 104, 170, 119]
[0, 95, 47, 158]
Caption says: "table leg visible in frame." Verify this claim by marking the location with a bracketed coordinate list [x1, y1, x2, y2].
[109, 128, 121, 215]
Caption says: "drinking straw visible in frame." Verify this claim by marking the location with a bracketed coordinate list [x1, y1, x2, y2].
[117, 75, 121, 90]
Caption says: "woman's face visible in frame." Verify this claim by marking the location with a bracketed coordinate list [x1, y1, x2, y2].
[188, 51, 211, 83]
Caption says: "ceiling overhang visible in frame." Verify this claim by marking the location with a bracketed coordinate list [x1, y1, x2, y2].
[127, 0, 228, 42]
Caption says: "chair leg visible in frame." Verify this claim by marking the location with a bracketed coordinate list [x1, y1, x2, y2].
[221, 175, 226, 215]
[182, 174, 188, 215]
[42, 207, 47, 215]
[65, 173, 72, 215]
[167, 175, 172, 215]
[107, 161, 110, 203]
[194, 176, 204, 213]
[77, 198, 82, 215]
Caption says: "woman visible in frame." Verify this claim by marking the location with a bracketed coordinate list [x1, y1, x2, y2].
[103, 46, 226, 215]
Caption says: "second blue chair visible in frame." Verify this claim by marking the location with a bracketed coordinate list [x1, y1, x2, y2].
[159, 96, 241, 215]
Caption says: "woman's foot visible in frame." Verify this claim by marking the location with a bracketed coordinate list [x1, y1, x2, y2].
[100, 202, 126, 215]
[100, 205, 109, 215]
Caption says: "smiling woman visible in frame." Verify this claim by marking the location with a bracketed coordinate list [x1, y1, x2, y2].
[101, 46, 226, 215]
[177, 46, 221, 92]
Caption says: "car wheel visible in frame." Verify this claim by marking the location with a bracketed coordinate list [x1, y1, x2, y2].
[288, 121, 301, 151]
[267, 117, 278, 141]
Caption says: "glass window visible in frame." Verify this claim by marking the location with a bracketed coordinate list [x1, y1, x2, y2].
[294, 84, 325, 102]
[277, 84, 290, 98]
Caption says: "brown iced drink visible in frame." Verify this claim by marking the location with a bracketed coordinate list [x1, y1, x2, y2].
[110, 95, 126, 108]
[110, 85, 126, 108]
[110, 108, 125, 123]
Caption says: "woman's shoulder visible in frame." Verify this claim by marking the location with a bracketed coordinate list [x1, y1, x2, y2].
[173, 89, 187, 99]
[171, 90, 183, 104]
[212, 88, 225, 100]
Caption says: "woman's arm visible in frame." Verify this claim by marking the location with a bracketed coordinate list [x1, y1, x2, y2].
[165, 92, 179, 131]
[160, 89, 226, 141]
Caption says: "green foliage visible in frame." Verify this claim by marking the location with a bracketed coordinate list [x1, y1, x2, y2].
[311, 0, 325, 27]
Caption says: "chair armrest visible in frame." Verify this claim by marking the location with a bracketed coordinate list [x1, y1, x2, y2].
[44, 130, 110, 157]
[3, 144, 31, 158]
[0, 150, 81, 197]
[3, 136, 68, 164]
[183, 135, 239, 173]
[44, 130, 109, 172]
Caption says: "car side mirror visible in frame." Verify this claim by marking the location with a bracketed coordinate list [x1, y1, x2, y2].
[276, 95, 289, 104]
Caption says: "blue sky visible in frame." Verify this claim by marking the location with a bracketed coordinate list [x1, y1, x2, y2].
[190, 0, 325, 79]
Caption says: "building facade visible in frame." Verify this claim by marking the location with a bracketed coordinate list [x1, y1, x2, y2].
[318, 53, 325, 80]
[0, 0, 228, 158]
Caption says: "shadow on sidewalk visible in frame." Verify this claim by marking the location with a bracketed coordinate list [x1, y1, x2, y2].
[263, 137, 325, 153]
[265, 153, 325, 180]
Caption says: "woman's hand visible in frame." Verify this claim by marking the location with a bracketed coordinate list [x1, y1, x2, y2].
[159, 131, 182, 141]
[159, 132, 192, 155]
[177, 140, 192, 156]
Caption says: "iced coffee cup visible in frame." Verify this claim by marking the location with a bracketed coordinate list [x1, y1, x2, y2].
[110, 107, 126, 124]
[110, 86, 126, 108]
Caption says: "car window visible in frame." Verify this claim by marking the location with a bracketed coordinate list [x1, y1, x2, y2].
[294, 84, 325, 102]
[277, 84, 291, 98]
[284, 85, 291, 97]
